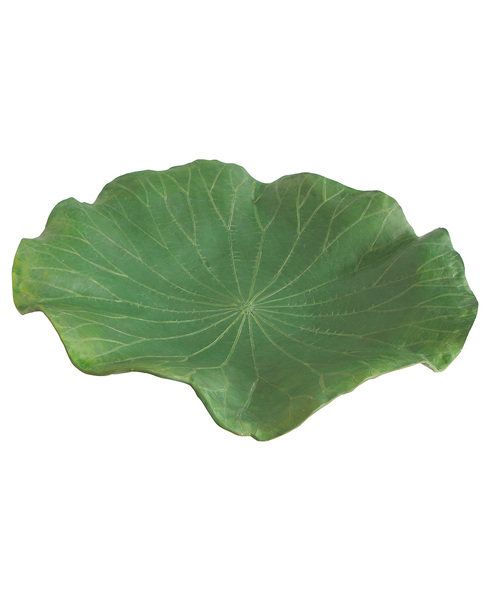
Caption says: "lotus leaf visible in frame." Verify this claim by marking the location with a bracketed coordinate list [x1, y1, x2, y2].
[13, 160, 477, 439]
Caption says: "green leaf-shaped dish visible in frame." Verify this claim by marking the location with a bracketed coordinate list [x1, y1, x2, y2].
[13, 160, 477, 440]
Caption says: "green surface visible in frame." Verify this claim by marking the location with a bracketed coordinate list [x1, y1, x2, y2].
[13, 160, 478, 440]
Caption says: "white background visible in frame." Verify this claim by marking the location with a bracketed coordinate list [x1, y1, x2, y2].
[1, 1, 488, 598]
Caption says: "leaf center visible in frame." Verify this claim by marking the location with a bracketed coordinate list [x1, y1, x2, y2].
[240, 300, 256, 316]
